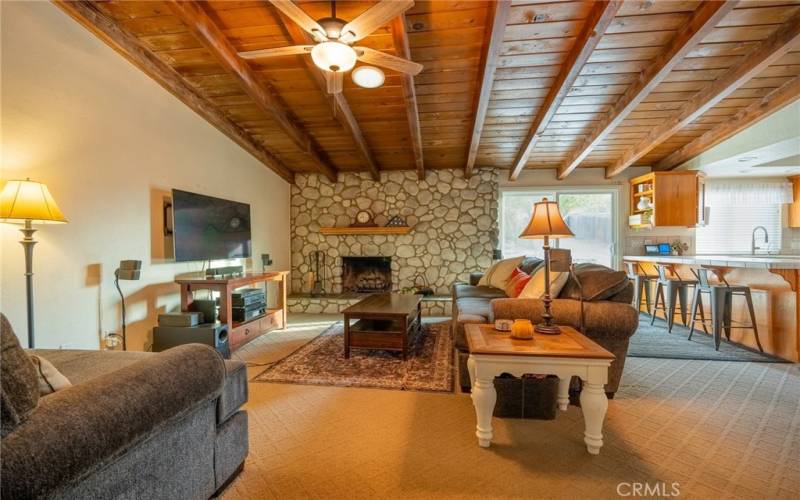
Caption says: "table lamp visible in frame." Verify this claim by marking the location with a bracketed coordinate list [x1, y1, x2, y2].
[519, 197, 573, 334]
[0, 179, 68, 347]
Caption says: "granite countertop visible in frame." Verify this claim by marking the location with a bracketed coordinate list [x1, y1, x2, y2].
[623, 254, 800, 270]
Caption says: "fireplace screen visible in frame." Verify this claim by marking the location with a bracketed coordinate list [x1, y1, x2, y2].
[342, 256, 391, 293]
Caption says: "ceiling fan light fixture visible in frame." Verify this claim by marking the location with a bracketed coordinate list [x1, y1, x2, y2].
[352, 65, 385, 88]
[311, 41, 356, 73]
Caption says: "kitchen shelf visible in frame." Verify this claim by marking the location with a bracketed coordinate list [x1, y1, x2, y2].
[633, 190, 654, 198]
[320, 226, 412, 235]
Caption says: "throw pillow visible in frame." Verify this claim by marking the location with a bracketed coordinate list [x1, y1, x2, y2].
[0, 314, 40, 437]
[559, 263, 630, 301]
[29, 355, 71, 396]
[504, 268, 532, 298]
[477, 256, 524, 289]
[518, 267, 570, 299]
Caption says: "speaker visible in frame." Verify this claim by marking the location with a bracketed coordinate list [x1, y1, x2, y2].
[158, 311, 203, 327]
[117, 260, 142, 280]
[153, 323, 230, 359]
[191, 299, 217, 323]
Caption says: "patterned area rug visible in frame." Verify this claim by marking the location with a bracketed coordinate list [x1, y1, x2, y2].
[253, 321, 454, 392]
[628, 314, 786, 363]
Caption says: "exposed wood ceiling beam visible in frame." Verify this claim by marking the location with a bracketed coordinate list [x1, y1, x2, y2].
[465, 0, 512, 179]
[508, 1, 622, 181]
[391, 15, 424, 180]
[606, 11, 800, 178]
[557, 0, 737, 180]
[655, 75, 800, 171]
[53, 0, 295, 184]
[278, 12, 380, 181]
[166, 0, 337, 182]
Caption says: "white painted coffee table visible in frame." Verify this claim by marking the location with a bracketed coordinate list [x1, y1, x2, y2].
[465, 323, 615, 455]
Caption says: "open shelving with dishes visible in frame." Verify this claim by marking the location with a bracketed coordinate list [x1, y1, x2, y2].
[629, 172, 703, 229]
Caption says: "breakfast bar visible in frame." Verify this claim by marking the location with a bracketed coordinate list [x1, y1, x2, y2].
[623, 254, 800, 362]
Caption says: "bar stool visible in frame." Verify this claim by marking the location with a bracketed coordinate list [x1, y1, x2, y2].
[650, 263, 697, 332]
[688, 267, 763, 352]
[624, 261, 657, 315]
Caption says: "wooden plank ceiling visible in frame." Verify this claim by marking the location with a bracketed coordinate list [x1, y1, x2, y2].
[56, 1, 800, 183]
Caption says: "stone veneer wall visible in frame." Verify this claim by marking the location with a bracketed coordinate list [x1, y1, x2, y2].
[290, 169, 498, 304]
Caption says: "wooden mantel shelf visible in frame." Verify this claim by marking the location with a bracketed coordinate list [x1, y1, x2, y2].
[320, 226, 412, 235]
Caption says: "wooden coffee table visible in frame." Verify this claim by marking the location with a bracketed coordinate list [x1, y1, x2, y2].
[465, 323, 615, 455]
[342, 293, 423, 360]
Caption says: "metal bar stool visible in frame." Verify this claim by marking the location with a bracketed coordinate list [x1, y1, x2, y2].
[650, 263, 697, 332]
[688, 267, 763, 352]
[624, 261, 656, 315]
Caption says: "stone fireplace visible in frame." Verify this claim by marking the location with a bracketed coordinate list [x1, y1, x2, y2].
[289, 169, 499, 313]
[342, 256, 391, 293]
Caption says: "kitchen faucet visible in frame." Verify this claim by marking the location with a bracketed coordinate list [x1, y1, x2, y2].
[751, 226, 769, 254]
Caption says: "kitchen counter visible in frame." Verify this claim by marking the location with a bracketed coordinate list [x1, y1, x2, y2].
[623, 254, 799, 362]
[623, 254, 800, 269]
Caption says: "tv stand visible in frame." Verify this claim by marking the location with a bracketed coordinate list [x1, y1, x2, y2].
[176, 271, 288, 352]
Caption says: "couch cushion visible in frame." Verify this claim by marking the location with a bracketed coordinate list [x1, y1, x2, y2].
[453, 283, 507, 300]
[559, 263, 629, 301]
[1, 314, 40, 437]
[518, 256, 544, 275]
[477, 256, 524, 289]
[29, 355, 72, 395]
[32, 348, 247, 424]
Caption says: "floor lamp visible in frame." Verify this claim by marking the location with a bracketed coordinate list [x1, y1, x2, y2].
[0, 179, 68, 348]
[519, 197, 573, 335]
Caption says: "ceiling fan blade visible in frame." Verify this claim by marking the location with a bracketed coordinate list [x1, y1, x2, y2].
[339, 0, 415, 43]
[269, 0, 328, 41]
[324, 71, 343, 95]
[238, 45, 313, 60]
[355, 47, 423, 76]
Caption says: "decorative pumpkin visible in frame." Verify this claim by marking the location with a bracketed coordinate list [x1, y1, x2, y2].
[511, 319, 534, 340]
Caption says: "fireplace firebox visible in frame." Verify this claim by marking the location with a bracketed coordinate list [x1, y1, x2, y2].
[342, 256, 391, 293]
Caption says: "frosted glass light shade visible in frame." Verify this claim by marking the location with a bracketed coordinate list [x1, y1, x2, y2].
[311, 42, 357, 72]
[352, 66, 385, 88]
[519, 197, 573, 239]
[0, 179, 68, 224]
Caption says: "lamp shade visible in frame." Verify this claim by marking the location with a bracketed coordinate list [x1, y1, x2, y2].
[0, 179, 68, 224]
[519, 197, 573, 239]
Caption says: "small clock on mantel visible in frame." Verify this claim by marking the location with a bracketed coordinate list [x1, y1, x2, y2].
[351, 210, 377, 227]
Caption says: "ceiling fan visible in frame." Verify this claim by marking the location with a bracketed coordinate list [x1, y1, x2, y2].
[238, 0, 423, 95]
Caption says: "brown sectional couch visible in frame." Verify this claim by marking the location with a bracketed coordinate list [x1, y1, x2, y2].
[452, 261, 639, 397]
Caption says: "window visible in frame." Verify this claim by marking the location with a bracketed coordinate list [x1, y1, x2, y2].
[696, 205, 782, 254]
[695, 180, 788, 254]
[500, 189, 618, 267]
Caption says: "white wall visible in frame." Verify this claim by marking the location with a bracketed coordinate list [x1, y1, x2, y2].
[1, 1, 291, 349]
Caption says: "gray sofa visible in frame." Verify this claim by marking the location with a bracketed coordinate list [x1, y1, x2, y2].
[452, 260, 639, 397]
[1, 319, 248, 499]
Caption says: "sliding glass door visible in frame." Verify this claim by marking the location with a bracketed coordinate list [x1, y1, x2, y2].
[500, 189, 618, 268]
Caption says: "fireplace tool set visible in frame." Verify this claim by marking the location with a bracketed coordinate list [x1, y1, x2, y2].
[309, 250, 327, 296]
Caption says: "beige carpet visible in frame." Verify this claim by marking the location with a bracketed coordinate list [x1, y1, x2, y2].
[226, 314, 800, 500]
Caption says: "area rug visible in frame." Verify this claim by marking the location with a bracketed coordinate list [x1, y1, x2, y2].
[253, 321, 454, 392]
[628, 314, 786, 363]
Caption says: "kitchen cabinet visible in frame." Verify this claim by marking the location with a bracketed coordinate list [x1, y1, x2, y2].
[788, 175, 800, 228]
[629, 171, 703, 228]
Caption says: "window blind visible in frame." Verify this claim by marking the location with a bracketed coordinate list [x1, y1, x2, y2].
[695, 204, 782, 254]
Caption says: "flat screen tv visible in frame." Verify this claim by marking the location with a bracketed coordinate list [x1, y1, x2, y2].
[171, 189, 252, 262]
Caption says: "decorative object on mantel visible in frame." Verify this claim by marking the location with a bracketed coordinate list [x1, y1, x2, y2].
[385, 215, 407, 227]
[511, 319, 534, 340]
[0, 178, 68, 348]
[519, 197, 574, 335]
[351, 209, 376, 227]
